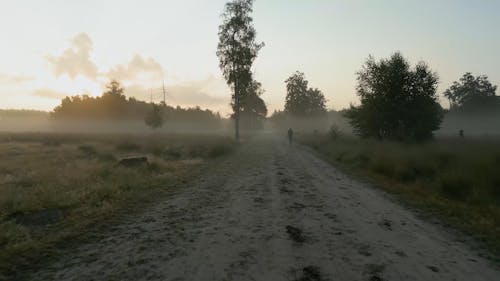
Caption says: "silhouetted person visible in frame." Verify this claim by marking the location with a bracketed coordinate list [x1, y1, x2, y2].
[287, 128, 294, 146]
[459, 129, 464, 139]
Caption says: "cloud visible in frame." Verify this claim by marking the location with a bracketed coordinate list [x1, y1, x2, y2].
[41, 33, 229, 111]
[107, 54, 164, 81]
[46, 33, 98, 80]
[33, 88, 69, 99]
[47, 33, 164, 84]
[0, 73, 35, 83]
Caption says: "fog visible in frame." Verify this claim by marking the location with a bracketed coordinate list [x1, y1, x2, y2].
[2, 109, 500, 139]
[0, 109, 232, 135]
[437, 113, 500, 138]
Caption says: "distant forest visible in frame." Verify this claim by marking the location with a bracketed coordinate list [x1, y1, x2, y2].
[0, 109, 49, 119]
[50, 81, 224, 128]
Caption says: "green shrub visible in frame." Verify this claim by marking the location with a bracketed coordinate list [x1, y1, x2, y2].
[440, 173, 473, 201]
[394, 164, 417, 182]
[328, 124, 342, 141]
[435, 152, 456, 169]
[354, 152, 370, 167]
[371, 158, 395, 178]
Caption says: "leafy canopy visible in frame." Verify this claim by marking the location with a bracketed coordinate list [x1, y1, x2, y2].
[345, 52, 443, 141]
[240, 79, 267, 119]
[51, 80, 222, 127]
[217, 0, 264, 139]
[444, 72, 499, 113]
[217, 0, 263, 108]
[284, 71, 327, 117]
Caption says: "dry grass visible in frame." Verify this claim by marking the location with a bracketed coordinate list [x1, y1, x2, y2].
[303, 135, 500, 260]
[0, 132, 234, 275]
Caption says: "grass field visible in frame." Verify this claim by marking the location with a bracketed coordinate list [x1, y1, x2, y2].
[303, 135, 500, 260]
[0, 132, 234, 274]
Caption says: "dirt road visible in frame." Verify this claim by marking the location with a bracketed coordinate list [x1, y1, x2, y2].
[29, 134, 499, 280]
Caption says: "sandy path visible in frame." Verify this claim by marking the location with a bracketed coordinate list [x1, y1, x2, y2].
[29, 134, 499, 281]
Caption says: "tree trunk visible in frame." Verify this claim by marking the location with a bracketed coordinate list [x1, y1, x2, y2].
[235, 106, 240, 141]
[235, 81, 240, 141]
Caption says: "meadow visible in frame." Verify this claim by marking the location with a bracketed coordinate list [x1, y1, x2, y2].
[303, 134, 500, 259]
[0, 132, 234, 274]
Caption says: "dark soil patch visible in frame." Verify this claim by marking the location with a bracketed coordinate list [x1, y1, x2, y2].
[324, 213, 337, 220]
[289, 202, 306, 210]
[427, 265, 440, 272]
[286, 225, 306, 243]
[294, 266, 323, 281]
[280, 178, 291, 184]
[369, 276, 384, 281]
[253, 197, 264, 204]
[395, 250, 407, 257]
[358, 244, 372, 257]
[364, 264, 386, 281]
[280, 186, 293, 194]
[379, 219, 393, 231]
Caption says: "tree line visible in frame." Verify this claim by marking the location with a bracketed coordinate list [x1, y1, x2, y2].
[44, 0, 500, 140]
[218, 0, 499, 141]
[51, 80, 223, 128]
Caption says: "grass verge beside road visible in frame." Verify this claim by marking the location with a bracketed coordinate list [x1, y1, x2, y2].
[0, 132, 235, 276]
[302, 135, 500, 261]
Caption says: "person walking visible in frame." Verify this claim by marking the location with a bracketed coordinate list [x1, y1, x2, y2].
[287, 128, 294, 146]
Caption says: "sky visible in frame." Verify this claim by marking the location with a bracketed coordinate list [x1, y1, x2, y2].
[0, 0, 499, 116]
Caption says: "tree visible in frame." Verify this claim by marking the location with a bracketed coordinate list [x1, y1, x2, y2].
[217, 0, 264, 141]
[284, 71, 327, 116]
[444, 72, 498, 112]
[144, 104, 163, 130]
[240, 79, 267, 126]
[101, 80, 127, 118]
[51, 79, 224, 128]
[345, 52, 443, 141]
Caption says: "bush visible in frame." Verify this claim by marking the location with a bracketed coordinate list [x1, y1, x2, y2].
[371, 158, 395, 177]
[328, 124, 342, 141]
[440, 173, 473, 201]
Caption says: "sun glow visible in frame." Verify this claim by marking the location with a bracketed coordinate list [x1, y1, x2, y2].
[51, 76, 103, 98]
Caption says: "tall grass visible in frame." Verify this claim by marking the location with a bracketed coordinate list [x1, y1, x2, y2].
[303, 135, 500, 259]
[0, 132, 234, 276]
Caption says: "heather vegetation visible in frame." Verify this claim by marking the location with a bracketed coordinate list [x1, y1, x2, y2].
[0, 133, 234, 273]
[303, 135, 500, 257]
